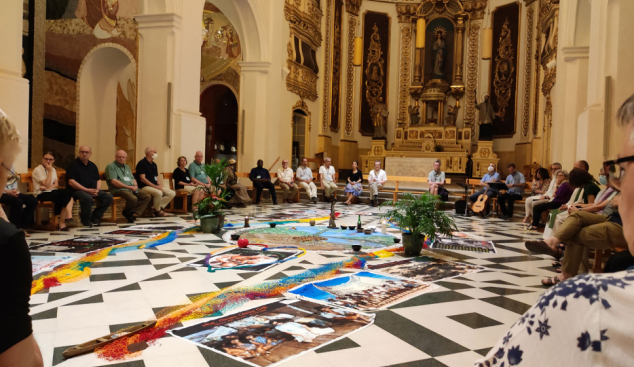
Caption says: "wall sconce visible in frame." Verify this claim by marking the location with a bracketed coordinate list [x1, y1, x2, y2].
[415, 18, 426, 49]
[353, 37, 363, 66]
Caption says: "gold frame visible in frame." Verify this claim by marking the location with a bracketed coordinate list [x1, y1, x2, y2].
[329, 0, 344, 133]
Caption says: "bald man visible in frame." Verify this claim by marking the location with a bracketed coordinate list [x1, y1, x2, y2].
[136, 147, 176, 217]
[66, 145, 113, 227]
[105, 151, 151, 222]
[188, 151, 212, 188]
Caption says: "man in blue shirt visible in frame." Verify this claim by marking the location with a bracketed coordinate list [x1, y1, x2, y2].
[468, 163, 501, 204]
[188, 151, 212, 188]
[249, 160, 278, 205]
[498, 163, 526, 219]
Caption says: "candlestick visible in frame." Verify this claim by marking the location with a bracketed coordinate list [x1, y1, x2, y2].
[381, 220, 387, 234]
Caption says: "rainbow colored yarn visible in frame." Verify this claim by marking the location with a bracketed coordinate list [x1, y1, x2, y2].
[31, 226, 200, 295]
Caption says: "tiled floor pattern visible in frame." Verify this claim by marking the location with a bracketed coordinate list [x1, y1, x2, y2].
[27, 203, 556, 367]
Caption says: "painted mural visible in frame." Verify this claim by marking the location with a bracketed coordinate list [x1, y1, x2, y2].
[201, 2, 242, 95]
[43, 0, 138, 168]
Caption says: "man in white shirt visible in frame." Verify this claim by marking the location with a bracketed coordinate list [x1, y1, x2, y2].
[296, 158, 317, 204]
[319, 158, 338, 202]
[368, 160, 387, 207]
[277, 159, 298, 204]
[428, 160, 446, 197]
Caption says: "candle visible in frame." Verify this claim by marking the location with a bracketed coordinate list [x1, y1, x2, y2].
[244, 216, 250, 228]
[381, 220, 387, 234]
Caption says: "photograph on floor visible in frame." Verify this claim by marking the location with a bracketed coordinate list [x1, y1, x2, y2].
[27, 237, 135, 254]
[225, 226, 397, 253]
[430, 237, 497, 253]
[287, 271, 437, 311]
[169, 299, 375, 367]
[31, 255, 77, 276]
[188, 247, 302, 272]
[104, 223, 192, 236]
[367, 257, 485, 282]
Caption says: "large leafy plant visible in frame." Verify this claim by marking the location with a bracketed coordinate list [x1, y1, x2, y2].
[380, 192, 456, 242]
[193, 159, 230, 219]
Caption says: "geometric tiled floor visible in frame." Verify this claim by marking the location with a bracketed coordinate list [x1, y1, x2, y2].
[28, 202, 556, 367]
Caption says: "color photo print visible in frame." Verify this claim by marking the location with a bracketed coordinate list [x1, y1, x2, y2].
[104, 223, 192, 236]
[287, 271, 438, 311]
[31, 255, 77, 276]
[367, 257, 485, 282]
[28, 237, 134, 254]
[188, 248, 302, 272]
[430, 237, 497, 253]
[169, 299, 374, 367]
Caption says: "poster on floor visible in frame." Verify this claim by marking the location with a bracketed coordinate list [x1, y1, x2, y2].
[286, 271, 438, 311]
[430, 237, 497, 253]
[169, 299, 374, 367]
[188, 248, 302, 272]
[104, 223, 192, 236]
[367, 257, 485, 282]
[31, 255, 77, 275]
[28, 237, 134, 254]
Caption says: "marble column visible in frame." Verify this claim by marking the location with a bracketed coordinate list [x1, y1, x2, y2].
[239, 61, 271, 172]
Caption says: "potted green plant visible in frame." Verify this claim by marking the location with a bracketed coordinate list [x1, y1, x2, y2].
[193, 159, 230, 233]
[380, 192, 457, 256]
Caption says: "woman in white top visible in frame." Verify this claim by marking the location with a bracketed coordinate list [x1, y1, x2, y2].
[32, 152, 74, 231]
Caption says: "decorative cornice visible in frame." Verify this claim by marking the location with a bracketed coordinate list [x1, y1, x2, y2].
[238, 61, 272, 74]
[134, 13, 182, 28]
[345, 0, 362, 16]
[561, 46, 589, 61]
[396, 4, 418, 23]
[461, 0, 488, 20]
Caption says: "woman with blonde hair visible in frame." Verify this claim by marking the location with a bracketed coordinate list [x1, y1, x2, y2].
[173, 156, 203, 208]
[0, 109, 44, 367]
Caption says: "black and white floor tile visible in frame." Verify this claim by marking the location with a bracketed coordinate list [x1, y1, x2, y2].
[28, 202, 557, 367]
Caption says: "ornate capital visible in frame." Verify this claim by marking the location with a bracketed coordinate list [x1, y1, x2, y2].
[461, 0, 488, 20]
[345, 0, 362, 16]
[396, 4, 418, 23]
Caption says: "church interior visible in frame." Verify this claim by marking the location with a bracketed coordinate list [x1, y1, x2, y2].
[2, 0, 634, 366]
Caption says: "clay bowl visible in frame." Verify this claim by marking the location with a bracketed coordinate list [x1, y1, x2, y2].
[340, 225, 348, 230]
[231, 234, 240, 241]
[393, 238, 401, 244]
[356, 227, 363, 233]
[363, 229, 372, 235]
[352, 245, 362, 252]
[269, 223, 277, 228]
[348, 226, 356, 231]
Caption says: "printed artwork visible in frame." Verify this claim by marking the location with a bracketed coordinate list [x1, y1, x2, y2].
[431, 237, 497, 253]
[288, 271, 437, 311]
[367, 257, 484, 282]
[189, 248, 301, 272]
[169, 299, 374, 367]
[225, 226, 397, 253]
[105, 224, 192, 236]
[28, 237, 133, 254]
[31, 255, 76, 276]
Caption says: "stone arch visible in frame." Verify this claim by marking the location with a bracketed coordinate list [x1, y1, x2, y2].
[200, 81, 238, 98]
[76, 44, 137, 169]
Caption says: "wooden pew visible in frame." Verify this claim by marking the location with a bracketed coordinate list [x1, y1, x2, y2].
[162, 172, 189, 214]
[294, 172, 340, 202]
[235, 172, 279, 203]
[378, 176, 453, 203]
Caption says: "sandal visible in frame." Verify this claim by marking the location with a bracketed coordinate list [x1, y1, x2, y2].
[156, 211, 169, 217]
[57, 224, 69, 232]
[551, 261, 561, 267]
[541, 276, 561, 287]
[525, 240, 563, 260]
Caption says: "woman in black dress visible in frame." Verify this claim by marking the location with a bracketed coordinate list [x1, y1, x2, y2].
[173, 156, 203, 207]
[344, 161, 363, 205]
[0, 109, 43, 366]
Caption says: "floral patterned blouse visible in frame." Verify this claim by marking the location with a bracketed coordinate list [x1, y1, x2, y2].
[475, 270, 634, 367]
[531, 178, 551, 195]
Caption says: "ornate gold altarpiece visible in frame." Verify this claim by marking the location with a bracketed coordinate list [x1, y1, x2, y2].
[361, 0, 498, 176]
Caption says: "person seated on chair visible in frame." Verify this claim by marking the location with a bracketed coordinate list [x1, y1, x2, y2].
[497, 163, 526, 219]
[527, 169, 572, 230]
[0, 164, 37, 236]
[319, 158, 338, 202]
[297, 157, 317, 204]
[250, 159, 278, 205]
[174, 156, 205, 208]
[105, 150, 152, 223]
[344, 161, 363, 205]
[428, 160, 446, 198]
[222, 159, 250, 207]
[368, 160, 387, 207]
[468, 163, 501, 211]
[522, 167, 552, 223]
[189, 151, 212, 189]
[66, 145, 113, 227]
[278, 159, 298, 204]
[136, 147, 175, 217]
[31, 152, 74, 230]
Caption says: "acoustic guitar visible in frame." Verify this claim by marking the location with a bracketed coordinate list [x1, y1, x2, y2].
[471, 189, 490, 215]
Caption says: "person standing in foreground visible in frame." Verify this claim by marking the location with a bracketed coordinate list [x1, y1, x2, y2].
[0, 109, 44, 367]
[105, 150, 151, 223]
[368, 160, 387, 207]
[136, 147, 175, 217]
[475, 94, 634, 367]
[296, 157, 317, 204]
[66, 145, 113, 227]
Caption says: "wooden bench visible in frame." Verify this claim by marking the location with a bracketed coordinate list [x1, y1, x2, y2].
[162, 172, 189, 214]
[235, 172, 279, 203]
[378, 176, 453, 203]
[294, 172, 340, 202]
[463, 178, 534, 214]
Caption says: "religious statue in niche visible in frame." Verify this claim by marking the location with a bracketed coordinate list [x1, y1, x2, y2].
[372, 97, 389, 138]
[408, 104, 421, 126]
[432, 27, 448, 80]
[446, 102, 460, 126]
[493, 18, 515, 121]
[365, 23, 387, 138]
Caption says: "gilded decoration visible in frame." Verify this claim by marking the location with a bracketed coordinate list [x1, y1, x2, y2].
[345, 14, 357, 135]
[292, 99, 311, 131]
[522, 6, 534, 138]
[322, 0, 332, 131]
[397, 24, 413, 125]
[445, 129, 456, 140]
[461, 0, 488, 20]
[286, 60, 319, 101]
[365, 24, 386, 111]
[492, 18, 515, 121]
[284, 0, 323, 49]
[396, 4, 418, 23]
[464, 21, 480, 134]
[345, 0, 362, 15]
[330, 0, 344, 132]
[532, 0, 542, 135]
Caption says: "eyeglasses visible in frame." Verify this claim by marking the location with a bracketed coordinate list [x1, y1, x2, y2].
[603, 155, 634, 191]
